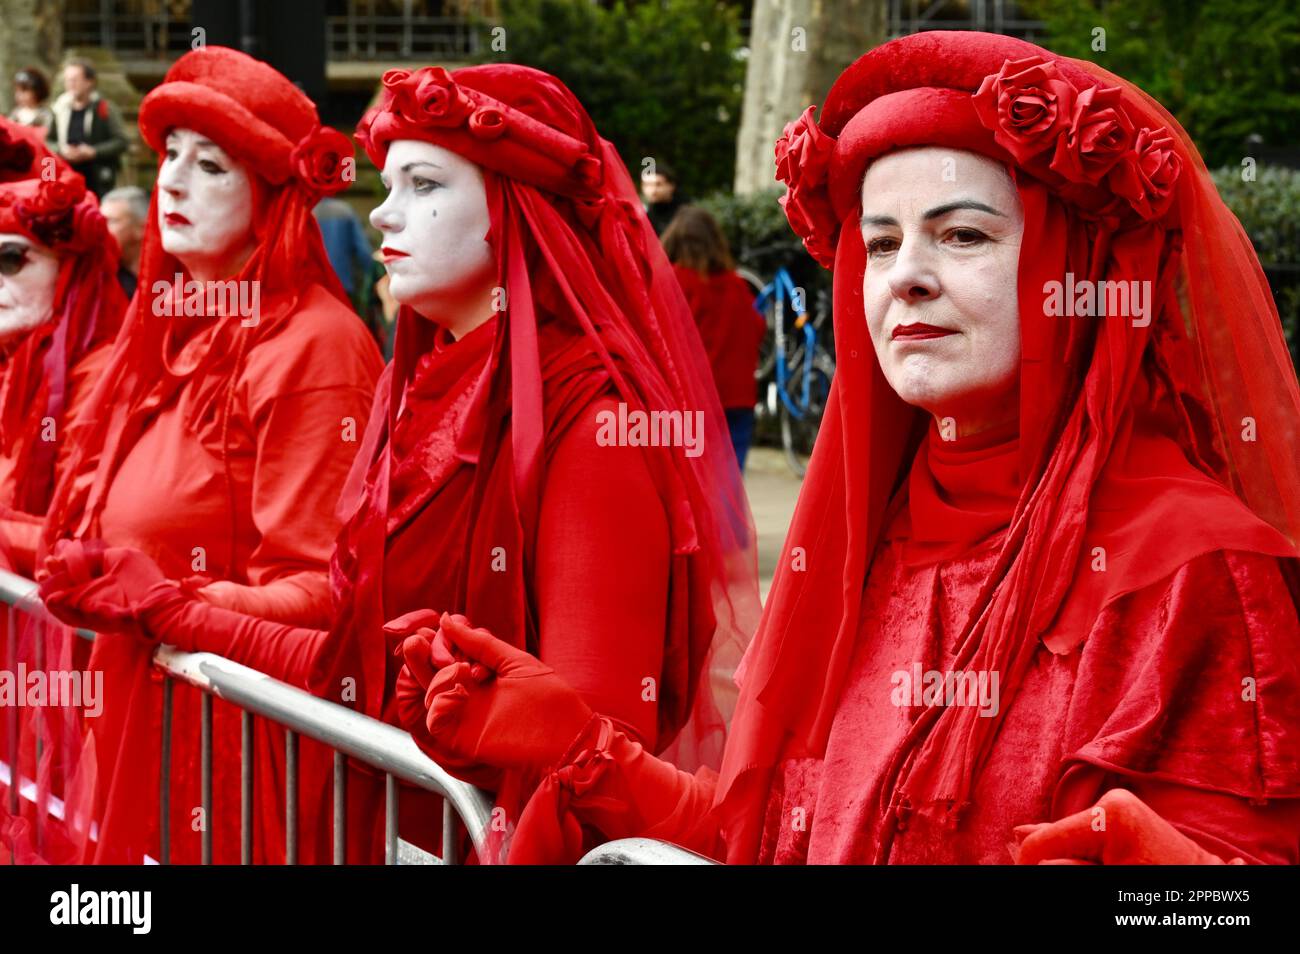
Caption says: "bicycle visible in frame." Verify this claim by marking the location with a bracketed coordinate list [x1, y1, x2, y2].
[749, 266, 835, 477]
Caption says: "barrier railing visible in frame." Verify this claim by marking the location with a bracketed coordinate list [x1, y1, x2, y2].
[0, 568, 492, 865]
[578, 838, 720, 865]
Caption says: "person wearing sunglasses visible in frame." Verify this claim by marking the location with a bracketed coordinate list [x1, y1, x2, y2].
[0, 119, 126, 576]
[0, 119, 127, 863]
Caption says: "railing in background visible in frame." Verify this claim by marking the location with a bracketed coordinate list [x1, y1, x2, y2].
[0, 567, 492, 865]
[578, 838, 719, 865]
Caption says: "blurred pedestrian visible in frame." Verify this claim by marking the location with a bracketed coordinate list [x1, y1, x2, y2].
[9, 67, 53, 132]
[46, 58, 127, 198]
[100, 185, 148, 298]
[662, 205, 766, 470]
[641, 160, 686, 235]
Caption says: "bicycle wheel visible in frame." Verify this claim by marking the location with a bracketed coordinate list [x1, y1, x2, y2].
[780, 348, 835, 478]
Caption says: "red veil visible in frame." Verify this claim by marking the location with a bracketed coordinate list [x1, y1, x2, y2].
[715, 32, 1300, 863]
[330, 64, 759, 774]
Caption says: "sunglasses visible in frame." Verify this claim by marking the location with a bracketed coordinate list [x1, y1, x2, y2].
[0, 242, 32, 277]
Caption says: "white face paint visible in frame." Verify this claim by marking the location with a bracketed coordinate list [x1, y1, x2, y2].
[370, 139, 495, 335]
[859, 147, 1025, 437]
[0, 233, 60, 345]
[156, 128, 256, 282]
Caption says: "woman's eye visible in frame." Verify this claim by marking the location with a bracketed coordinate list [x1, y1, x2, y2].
[866, 237, 899, 256]
[412, 176, 441, 195]
[164, 147, 178, 161]
[947, 227, 987, 246]
[198, 159, 226, 175]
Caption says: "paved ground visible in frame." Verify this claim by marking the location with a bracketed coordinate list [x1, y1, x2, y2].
[741, 445, 803, 602]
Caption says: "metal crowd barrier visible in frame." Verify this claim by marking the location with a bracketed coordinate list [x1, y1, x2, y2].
[0, 568, 493, 865]
[578, 838, 719, 865]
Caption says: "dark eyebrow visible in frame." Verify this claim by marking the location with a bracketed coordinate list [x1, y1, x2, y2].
[860, 199, 1006, 229]
[400, 161, 442, 172]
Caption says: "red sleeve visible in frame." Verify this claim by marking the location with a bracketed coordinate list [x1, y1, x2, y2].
[212, 285, 381, 626]
[534, 396, 670, 748]
[1056, 549, 1300, 864]
[142, 587, 328, 691]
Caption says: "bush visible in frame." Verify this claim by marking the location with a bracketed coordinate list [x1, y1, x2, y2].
[475, 0, 745, 198]
[697, 187, 830, 304]
[1210, 164, 1300, 362]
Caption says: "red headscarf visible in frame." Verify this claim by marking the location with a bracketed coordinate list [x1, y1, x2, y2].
[715, 32, 1300, 863]
[328, 64, 760, 769]
[0, 119, 125, 515]
[42, 46, 355, 563]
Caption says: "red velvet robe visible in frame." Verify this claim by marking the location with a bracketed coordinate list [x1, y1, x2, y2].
[757, 526, 1300, 864]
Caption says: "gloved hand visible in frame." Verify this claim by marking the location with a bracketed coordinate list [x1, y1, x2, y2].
[387, 610, 501, 790]
[396, 612, 595, 776]
[1014, 788, 1243, 865]
[38, 539, 184, 640]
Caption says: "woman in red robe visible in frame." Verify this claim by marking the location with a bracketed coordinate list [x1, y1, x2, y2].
[34, 47, 384, 864]
[38, 63, 760, 863]
[0, 121, 125, 862]
[390, 32, 1300, 864]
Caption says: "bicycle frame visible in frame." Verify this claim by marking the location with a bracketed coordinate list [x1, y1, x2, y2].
[754, 267, 819, 420]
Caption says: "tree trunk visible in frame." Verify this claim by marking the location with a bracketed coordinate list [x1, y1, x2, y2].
[0, 0, 64, 114]
[734, 0, 887, 194]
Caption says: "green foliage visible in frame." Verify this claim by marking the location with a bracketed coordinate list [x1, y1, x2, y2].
[476, 0, 745, 196]
[1023, 0, 1300, 167]
[1211, 163, 1300, 359]
[698, 187, 832, 305]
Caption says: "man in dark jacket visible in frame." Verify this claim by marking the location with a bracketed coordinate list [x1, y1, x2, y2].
[46, 59, 127, 198]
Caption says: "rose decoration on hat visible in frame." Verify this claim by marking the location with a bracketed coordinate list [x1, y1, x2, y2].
[290, 124, 355, 197]
[1109, 126, 1182, 221]
[467, 106, 507, 141]
[972, 55, 1180, 221]
[16, 176, 101, 250]
[774, 105, 839, 268]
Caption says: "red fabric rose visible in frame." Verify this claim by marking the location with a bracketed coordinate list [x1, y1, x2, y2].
[290, 125, 355, 197]
[1047, 83, 1134, 185]
[467, 106, 507, 141]
[1108, 125, 1182, 220]
[410, 67, 474, 127]
[774, 105, 839, 268]
[16, 177, 87, 248]
[971, 56, 1077, 162]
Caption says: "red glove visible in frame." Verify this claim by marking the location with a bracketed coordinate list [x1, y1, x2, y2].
[38, 539, 185, 640]
[1014, 788, 1244, 865]
[396, 613, 596, 776]
[387, 610, 500, 790]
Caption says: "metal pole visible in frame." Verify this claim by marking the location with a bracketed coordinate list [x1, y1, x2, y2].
[333, 750, 346, 864]
[6, 606, 18, 819]
[384, 773, 397, 865]
[201, 692, 213, 864]
[285, 729, 298, 865]
[159, 678, 172, 865]
[241, 710, 253, 864]
[442, 798, 459, 865]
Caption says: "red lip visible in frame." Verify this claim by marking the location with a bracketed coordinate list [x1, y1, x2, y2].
[380, 246, 409, 262]
[892, 322, 956, 340]
[164, 212, 190, 226]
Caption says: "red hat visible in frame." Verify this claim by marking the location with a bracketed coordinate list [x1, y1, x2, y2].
[138, 45, 352, 195]
[356, 64, 606, 198]
[775, 32, 1183, 268]
[0, 120, 108, 252]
